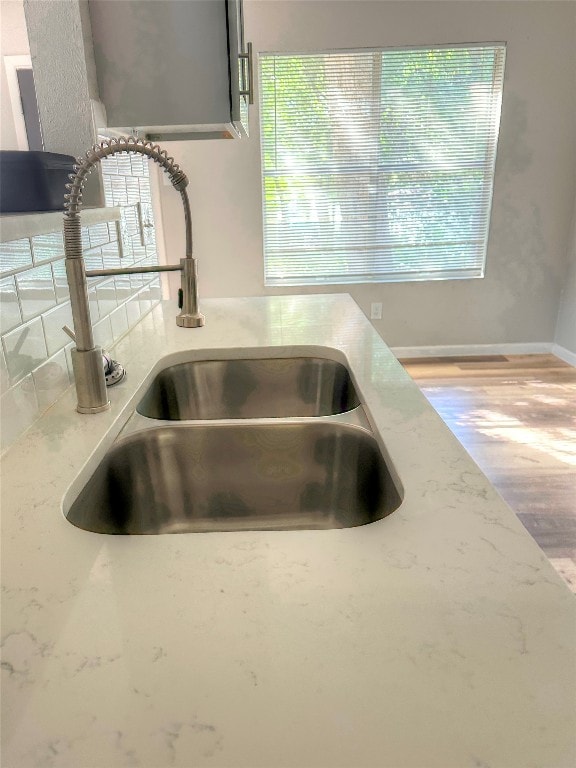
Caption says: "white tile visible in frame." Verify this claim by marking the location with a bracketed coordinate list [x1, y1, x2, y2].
[31, 232, 65, 264]
[96, 279, 118, 318]
[115, 154, 132, 177]
[101, 243, 122, 270]
[108, 221, 119, 242]
[130, 273, 145, 290]
[0, 373, 39, 451]
[147, 277, 162, 302]
[88, 287, 100, 323]
[145, 243, 158, 260]
[0, 276, 23, 334]
[3, 317, 48, 383]
[142, 227, 156, 248]
[131, 241, 147, 261]
[126, 177, 140, 205]
[88, 222, 110, 249]
[15, 264, 57, 321]
[125, 295, 143, 327]
[87, 277, 107, 297]
[93, 316, 113, 350]
[138, 287, 152, 316]
[0, 238, 32, 276]
[110, 304, 129, 341]
[139, 278, 162, 306]
[111, 177, 128, 206]
[114, 275, 133, 303]
[130, 155, 146, 176]
[122, 205, 140, 238]
[138, 176, 152, 203]
[83, 248, 104, 272]
[51, 259, 70, 303]
[41, 302, 74, 356]
[102, 175, 113, 205]
[120, 223, 133, 259]
[32, 349, 71, 412]
[101, 155, 118, 175]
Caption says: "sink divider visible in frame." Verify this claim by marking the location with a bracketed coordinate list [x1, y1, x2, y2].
[118, 404, 375, 442]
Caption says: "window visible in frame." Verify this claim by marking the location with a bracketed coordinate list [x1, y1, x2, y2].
[259, 44, 506, 286]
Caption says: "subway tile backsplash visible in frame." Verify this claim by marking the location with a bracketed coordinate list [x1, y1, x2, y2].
[0, 154, 162, 451]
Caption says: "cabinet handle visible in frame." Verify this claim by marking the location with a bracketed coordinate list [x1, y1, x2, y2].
[239, 42, 254, 105]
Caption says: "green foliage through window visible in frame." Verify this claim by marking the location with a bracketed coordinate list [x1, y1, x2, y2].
[259, 44, 506, 285]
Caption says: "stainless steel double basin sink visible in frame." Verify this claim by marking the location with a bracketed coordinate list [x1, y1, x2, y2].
[65, 353, 402, 535]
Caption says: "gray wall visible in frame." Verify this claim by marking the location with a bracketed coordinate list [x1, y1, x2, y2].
[158, 0, 576, 348]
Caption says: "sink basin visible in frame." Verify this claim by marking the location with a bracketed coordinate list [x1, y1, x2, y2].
[137, 357, 360, 420]
[65, 423, 401, 534]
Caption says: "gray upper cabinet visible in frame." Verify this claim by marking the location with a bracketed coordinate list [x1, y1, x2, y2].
[88, 0, 251, 140]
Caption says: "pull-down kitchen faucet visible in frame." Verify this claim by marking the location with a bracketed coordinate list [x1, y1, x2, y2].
[63, 137, 204, 414]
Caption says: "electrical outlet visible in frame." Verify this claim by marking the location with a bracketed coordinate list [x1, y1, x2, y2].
[370, 302, 382, 320]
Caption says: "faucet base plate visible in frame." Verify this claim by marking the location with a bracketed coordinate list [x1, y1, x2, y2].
[77, 401, 111, 414]
[176, 313, 205, 328]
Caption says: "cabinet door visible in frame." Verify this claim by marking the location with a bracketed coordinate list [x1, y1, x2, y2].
[89, 0, 234, 134]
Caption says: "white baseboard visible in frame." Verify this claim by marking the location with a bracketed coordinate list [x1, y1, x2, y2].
[390, 342, 553, 359]
[551, 343, 576, 367]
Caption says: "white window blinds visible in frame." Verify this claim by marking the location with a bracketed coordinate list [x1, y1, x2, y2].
[260, 44, 506, 286]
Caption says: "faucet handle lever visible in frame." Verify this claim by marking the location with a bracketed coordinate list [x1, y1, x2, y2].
[62, 325, 76, 342]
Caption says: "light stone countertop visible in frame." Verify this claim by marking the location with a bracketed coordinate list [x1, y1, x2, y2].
[1, 294, 575, 768]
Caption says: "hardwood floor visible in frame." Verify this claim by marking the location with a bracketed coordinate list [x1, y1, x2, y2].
[400, 354, 576, 592]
